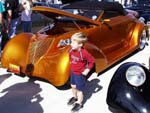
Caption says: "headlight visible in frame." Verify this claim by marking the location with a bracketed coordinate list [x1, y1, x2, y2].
[126, 65, 146, 87]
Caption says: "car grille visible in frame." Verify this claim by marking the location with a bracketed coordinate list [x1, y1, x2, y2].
[27, 38, 52, 64]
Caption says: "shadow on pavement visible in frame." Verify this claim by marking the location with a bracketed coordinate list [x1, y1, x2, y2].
[0, 79, 43, 113]
[0, 74, 12, 84]
[83, 78, 103, 105]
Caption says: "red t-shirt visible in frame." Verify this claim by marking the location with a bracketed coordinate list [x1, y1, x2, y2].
[69, 48, 95, 75]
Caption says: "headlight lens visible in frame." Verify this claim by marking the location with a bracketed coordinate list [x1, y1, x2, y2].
[126, 65, 146, 87]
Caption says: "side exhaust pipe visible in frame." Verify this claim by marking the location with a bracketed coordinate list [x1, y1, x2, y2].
[25, 64, 34, 76]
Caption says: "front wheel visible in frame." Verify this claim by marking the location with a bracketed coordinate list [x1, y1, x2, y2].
[139, 30, 147, 50]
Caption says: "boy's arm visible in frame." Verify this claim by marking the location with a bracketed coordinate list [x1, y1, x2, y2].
[82, 68, 90, 76]
[82, 50, 95, 76]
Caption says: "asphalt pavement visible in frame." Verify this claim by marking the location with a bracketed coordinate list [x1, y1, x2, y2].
[0, 40, 150, 113]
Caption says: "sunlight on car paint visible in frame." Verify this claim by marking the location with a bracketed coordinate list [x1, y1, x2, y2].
[59, 55, 69, 73]
[126, 92, 131, 99]
[142, 108, 148, 113]
[132, 29, 139, 44]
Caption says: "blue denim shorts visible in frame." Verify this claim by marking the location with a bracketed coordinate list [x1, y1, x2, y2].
[70, 72, 86, 91]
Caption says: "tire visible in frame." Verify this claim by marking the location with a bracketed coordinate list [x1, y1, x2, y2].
[139, 30, 147, 50]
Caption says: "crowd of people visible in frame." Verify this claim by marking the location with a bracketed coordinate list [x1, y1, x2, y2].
[0, 0, 32, 58]
[0, 0, 5, 59]
[0, 0, 64, 58]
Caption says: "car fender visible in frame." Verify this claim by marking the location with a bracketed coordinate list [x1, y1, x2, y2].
[129, 21, 147, 48]
[1, 33, 34, 72]
[30, 46, 71, 86]
[107, 62, 150, 113]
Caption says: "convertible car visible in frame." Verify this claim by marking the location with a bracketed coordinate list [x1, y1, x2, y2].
[1, 1, 148, 86]
[106, 59, 150, 113]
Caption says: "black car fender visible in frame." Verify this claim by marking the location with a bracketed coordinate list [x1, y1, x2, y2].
[106, 62, 150, 113]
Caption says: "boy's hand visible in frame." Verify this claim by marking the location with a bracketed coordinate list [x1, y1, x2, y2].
[82, 68, 90, 76]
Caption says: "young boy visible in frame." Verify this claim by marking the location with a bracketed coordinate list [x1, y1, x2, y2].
[68, 32, 95, 112]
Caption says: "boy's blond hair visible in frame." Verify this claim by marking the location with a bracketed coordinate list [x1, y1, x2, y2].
[71, 32, 88, 44]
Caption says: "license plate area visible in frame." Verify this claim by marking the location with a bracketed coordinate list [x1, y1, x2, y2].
[8, 63, 20, 75]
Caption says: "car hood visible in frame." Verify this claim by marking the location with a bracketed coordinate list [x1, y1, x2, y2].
[32, 6, 100, 26]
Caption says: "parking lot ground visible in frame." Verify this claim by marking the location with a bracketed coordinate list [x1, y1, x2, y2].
[0, 40, 150, 113]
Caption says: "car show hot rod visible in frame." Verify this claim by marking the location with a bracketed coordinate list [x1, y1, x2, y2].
[1, 1, 148, 86]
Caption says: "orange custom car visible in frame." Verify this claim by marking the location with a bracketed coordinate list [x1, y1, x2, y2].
[1, 2, 148, 87]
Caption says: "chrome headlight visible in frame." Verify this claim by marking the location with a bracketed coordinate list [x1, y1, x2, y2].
[126, 65, 146, 87]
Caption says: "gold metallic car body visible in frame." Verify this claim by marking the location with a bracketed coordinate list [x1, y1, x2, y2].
[1, 6, 147, 86]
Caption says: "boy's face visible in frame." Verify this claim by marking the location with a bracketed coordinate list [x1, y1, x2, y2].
[71, 39, 82, 50]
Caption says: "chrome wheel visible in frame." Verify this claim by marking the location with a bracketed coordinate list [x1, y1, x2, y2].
[139, 30, 147, 50]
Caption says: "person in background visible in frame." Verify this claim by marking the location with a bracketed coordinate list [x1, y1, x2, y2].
[67, 32, 95, 112]
[126, 8, 139, 18]
[0, 0, 5, 58]
[21, 0, 32, 32]
[4, 0, 20, 38]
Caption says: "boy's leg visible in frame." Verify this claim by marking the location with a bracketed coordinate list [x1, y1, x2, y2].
[71, 90, 84, 112]
[70, 72, 78, 98]
[67, 72, 78, 105]
[71, 84, 77, 98]
[75, 75, 86, 104]
[71, 75, 85, 112]
[76, 90, 84, 105]
[67, 85, 78, 105]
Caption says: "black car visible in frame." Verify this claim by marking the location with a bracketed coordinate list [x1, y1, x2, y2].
[127, 0, 150, 22]
[106, 58, 150, 113]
